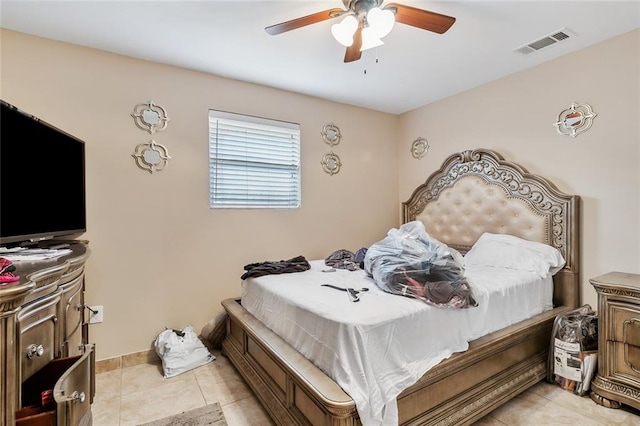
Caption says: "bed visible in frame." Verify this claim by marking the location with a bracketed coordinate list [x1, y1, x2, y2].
[221, 148, 580, 425]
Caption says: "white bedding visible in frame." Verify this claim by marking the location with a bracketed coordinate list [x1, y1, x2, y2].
[241, 260, 554, 426]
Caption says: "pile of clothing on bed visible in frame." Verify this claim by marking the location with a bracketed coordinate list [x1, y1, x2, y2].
[241, 220, 476, 309]
[364, 221, 477, 308]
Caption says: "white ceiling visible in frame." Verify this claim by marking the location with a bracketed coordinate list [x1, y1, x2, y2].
[1, 1, 639, 114]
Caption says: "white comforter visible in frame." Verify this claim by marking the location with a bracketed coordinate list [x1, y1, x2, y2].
[241, 260, 553, 426]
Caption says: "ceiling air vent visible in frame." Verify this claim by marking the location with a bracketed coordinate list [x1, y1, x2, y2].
[514, 28, 575, 55]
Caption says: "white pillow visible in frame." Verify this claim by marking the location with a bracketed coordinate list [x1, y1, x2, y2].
[464, 232, 565, 277]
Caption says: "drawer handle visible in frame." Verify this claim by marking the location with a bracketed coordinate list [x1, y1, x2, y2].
[26, 344, 44, 359]
[68, 391, 86, 403]
[623, 319, 640, 373]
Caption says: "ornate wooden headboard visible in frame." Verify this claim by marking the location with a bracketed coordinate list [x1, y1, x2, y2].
[402, 148, 580, 308]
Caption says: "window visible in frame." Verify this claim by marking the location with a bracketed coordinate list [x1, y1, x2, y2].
[208, 110, 301, 209]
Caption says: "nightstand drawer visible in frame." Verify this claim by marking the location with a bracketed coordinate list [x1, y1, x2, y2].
[609, 302, 640, 377]
[610, 302, 640, 345]
[611, 341, 640, 384]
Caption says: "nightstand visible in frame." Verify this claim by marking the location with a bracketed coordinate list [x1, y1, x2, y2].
[590, 271, 640, 410]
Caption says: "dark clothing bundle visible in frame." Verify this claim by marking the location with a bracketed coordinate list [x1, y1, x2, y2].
[325, 248, 368, 270]
[241, 255, 310, 279]
[364, 221, 477, 309]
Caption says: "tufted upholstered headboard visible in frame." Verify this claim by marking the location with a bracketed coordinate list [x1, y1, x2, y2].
[402, 148, 580, 308]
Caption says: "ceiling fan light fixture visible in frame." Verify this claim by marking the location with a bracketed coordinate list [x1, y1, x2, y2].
[265, 1, 456, 62]
[331, 15, 358, 47]
[360, 26, 384, 51]
[366, 7, 395, 39]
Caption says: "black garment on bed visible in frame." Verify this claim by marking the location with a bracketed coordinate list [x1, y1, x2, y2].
[241, 255, 311, 280]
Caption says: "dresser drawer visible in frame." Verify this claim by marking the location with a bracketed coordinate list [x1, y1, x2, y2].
[18, 289, 62, 384]
[18, 345, 94, 426]
[22, 264, 67, 306]
[58, 275, 85, 357]
[53, 346, 94, 426]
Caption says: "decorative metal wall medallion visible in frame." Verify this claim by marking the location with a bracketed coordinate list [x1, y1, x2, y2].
[131, 101, 170, 134]
[321, 123, 342, 146]
[554, 102, 597, 137]
[321, 152, 342, 175]
[411, 137, 430, 159]
[132, 140, 171, 173]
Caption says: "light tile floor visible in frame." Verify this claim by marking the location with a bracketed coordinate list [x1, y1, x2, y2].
[92, 349, 640, 425]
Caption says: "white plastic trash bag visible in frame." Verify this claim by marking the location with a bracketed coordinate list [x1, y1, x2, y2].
[154, 325, 215, 378]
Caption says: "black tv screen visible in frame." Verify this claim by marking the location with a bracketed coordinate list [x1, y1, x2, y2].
[0, 100, 86, 246]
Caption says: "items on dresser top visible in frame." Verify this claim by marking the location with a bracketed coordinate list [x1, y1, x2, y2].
[0, 246, 73, 262]
[0, 257, 19, 283]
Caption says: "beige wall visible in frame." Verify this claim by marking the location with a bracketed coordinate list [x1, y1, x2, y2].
[398, 29, 640, 310]
[2, 28, 638, 360]
[0, 29, 399, 360]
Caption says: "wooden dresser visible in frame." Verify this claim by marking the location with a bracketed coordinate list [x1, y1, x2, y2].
[0, 242, 94, 426]
[590, 271, 640, 411]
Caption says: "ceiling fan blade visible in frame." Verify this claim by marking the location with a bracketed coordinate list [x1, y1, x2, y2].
[265, 8, 346, 35]
[385, 3, 456, 34]
[344, 24, 363, 63]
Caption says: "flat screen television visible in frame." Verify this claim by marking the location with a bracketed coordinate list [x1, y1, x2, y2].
[0, 99, 86, 246]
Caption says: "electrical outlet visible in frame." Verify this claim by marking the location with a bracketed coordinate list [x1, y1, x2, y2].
[89, 305, 103, 324]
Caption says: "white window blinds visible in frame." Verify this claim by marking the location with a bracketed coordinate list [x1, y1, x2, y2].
[208, 110, 301, 209]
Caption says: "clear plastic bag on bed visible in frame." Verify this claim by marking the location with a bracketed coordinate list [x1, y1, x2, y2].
[547, 304, 598, 395]
[364, 221, 477, 308]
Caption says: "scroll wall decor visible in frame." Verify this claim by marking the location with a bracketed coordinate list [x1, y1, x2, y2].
[132, 140, 172, 174]
[321, 152, 342, 176]
[321, 123, 342, 147]
[321, 123, 343, 175]
[131, 101, 171, 173]
[411, 137, 430, 159]
[553, 102, 597, 138]
[131, 101, 170, 134]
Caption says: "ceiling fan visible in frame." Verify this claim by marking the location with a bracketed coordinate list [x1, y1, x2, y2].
[265, 0, 456, 63]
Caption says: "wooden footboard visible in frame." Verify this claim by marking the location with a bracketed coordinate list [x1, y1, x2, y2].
[222, 298, 358, 425]
[222, 297, 572, 426]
